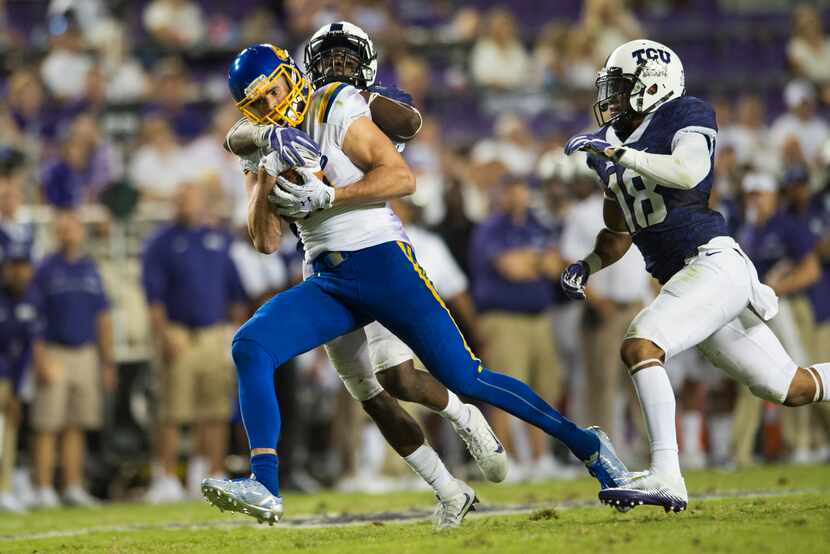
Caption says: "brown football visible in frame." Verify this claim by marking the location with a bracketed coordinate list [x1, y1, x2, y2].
[278, 168, 329, 186]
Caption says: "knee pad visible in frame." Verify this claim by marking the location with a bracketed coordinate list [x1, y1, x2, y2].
[748, 365, 795, 404]
[341, 374, 384, 402]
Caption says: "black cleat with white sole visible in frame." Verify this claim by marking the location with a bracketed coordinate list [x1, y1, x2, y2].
[597, 470, 688, 513]
[599, 487, 687, 513]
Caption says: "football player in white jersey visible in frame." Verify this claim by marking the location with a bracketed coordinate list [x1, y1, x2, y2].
[224, 23, 505, 530]
[202, 42, 631, 526]
[562, 39, 830, 512]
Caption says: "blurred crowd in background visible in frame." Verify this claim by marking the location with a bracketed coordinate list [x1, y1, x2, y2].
[2, 0, 830, 512]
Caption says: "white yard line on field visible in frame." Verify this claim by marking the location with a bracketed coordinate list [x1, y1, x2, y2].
[0, 488, 823, 542]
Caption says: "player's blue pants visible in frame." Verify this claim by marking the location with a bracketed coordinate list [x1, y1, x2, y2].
[233, 241, 598, 465]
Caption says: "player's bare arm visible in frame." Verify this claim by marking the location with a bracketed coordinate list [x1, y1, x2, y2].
[587, 197, 634, 272]
[336, 116, 416, 206]
[561, 196, 631, 299]
[247, 166, 283, 254]
[362, 92, 423, 142]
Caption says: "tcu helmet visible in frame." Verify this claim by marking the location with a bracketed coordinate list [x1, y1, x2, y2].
[304, 21, 378, 89]
[594, 39, 685, 129]
[228, 44, 312, 127]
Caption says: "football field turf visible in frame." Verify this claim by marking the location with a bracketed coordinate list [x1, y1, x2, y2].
[2, 464, 827, 553]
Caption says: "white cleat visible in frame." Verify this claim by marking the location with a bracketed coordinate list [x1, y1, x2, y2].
[451, 405, 508, 482]
[598, 470, 688, 513]
[144, 475, 186, 504]
[201, 477, 283, 525]
[62, 486, 100, 508]
[31, 487, 61, 510]
[432, 479, 478, 531]
[0, 493, 27, 514]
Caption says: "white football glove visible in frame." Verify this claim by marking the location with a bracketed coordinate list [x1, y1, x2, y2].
[269, 167, 335, 219]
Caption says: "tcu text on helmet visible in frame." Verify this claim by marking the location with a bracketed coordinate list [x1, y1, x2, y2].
[631, 48, 672, 65]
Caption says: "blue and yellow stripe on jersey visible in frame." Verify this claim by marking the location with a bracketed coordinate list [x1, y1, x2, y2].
[315, 82, 349, 123]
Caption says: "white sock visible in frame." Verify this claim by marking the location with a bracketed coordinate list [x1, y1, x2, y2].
[681, 412, 703, 456]
[708, 414, 733, 464]
[439, 392, 470, 427]
[810, 363, 830, 401]
[403, 444, 460, 500]
[631, 364, 681, 478]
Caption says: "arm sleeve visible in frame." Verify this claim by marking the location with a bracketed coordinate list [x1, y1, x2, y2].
[616, 131, 713, 190]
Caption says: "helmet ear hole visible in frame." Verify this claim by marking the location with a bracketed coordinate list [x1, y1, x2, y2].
[647, 83, 658, 95]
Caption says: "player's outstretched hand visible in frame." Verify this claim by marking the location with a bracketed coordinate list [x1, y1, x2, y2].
[564, 133, 615, 159]
[273, 168, 335, 219]
[560, 261, 589, 300]
[366, 84, 413, 106]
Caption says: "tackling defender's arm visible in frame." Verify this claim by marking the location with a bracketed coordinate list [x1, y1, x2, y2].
[362, 92, 423, 142]
[560, 197, 632, 299]
[335, 116, 415, 205]
[586, 198, 634, 273]
[246, 166, 283, 254]
[224, 96, 422, 157]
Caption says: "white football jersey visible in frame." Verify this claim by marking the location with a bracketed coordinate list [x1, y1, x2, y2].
[295, 82, 409, 261]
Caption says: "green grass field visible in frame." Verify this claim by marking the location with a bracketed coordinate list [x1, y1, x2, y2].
[2, 464, 828, 553]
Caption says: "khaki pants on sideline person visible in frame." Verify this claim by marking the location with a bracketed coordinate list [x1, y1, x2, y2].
[480, 310, 561, 462]
[582, 303, 643, 443]
[480, 311, 562, 403]
[157, 324, 234, 425]
[32, 344, 102, 433]
[0, 379, 19, 492]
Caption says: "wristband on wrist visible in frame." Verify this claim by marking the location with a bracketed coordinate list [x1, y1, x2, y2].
[583, 253, 602, 275]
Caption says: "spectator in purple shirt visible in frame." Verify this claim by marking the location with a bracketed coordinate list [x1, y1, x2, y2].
[4, 69, 60, 147]
[738, 172, 820, 294]
[143, 59, 209, 142]
[30, 210, 115, 509]
[0, 147, 38, 263]
[142, 183, 246, 503]
[780, 167, 830, 344]
[780, 166, 830, 443]
[734, 172, 822, 465]
[40, 115, 116, 208]
[469, 175, 565, 480]
[0, 241, 43, 513]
